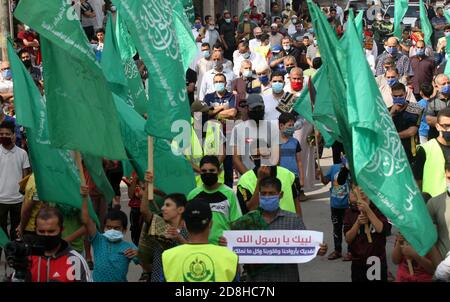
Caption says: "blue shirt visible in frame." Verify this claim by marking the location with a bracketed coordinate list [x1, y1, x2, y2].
[90, 231, 139, 282]
[203, 90, 236, 108]
[279, 137, 301, 176]
[325, 164, 349, 209]
[418, 99, 430, 137]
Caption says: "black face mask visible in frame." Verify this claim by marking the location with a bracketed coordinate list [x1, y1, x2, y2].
[22, 59, 32, 68]
[201, 173, 218, 187]
[37, 234, 62, 251]
[248, 109, 265, 122]
[0, 137, 12, 146]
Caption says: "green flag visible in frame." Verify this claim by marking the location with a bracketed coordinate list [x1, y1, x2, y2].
[173, 0, 197, 71]
[112, 0, 191, 140]
[355, 10, 364, 42]
[113, 95, 196, 196]
[445, 9, 450, 24]
[116, 10, 137, 61]
[0, 227, 8, 248]
[82, 153, 115, 205]
[293, 67, 339, 147]
[14, 0, 127, 160]
[342, 13, 437, 256]
[181, 0, 195, 24]
[445, 36, 450, 77]
[102, 12, 148, 115]
[420, 0, 433, 46]
[393, 0, 409, 39]
[8, 40, 100, 226]
[307, 1, 354, 169]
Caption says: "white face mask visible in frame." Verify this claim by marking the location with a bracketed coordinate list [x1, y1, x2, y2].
[103, 229, 124, 242]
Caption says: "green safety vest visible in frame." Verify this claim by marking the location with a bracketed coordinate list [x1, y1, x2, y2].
[162, 244, 238, 282]
[237, 166, 296, 213]
[421, 139, 446, 197]
[185, 119, 225, 186]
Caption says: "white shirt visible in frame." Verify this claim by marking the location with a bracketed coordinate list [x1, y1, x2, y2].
[287, 24, 297, 37]
[0, 79, 13, 94]
[365, 51, 376, 75]
[90, 0, 105, 29]
[336, 5, 344, 24]
[199, 68, 236, 101]
[0, 145, 30, 204]
[195, 58, 213, 96]
[203, 29, 220, 49]
[249, 38, 261, 52]
[263, 92, 282, 122]
[233, 51, 266, 77]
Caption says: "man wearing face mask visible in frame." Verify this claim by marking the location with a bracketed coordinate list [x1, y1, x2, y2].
[27, 207, 90, 282]
[199, 52, 235, 102]
[389, 83, 423, 164]
[233, 40, 265, 77]
[432, 7, 447, 49]
[249, 27, 263, 53]
[306, 35, 319, 68]
[187, 156, 242, 245]
[410, 40, 435, 101]
[269, 23, 284, 47]
[377, 67, 416, 108]
[219, 11, 236, 61]
[0, 61, 13, 98]
[269, 45, 286, 74]
[254, 63, 272, 95]
[281, 37, 301, 68]
[203, 20, 221, 49]
[375, 37, 413, 78]
[285, 67, 306, 96]
[232, 60, 261, 105]
[231, 177, 327, 281]
[195, 43, 213, 100]
[237, 11, 258, 41]
[18, 49, 42, 84]
[286, 15, 299, 36]
[414, 108, 450, 198]
[263, 71, 289, 121]
[426, 74, 450, 140]
[0, 121, 30, 253]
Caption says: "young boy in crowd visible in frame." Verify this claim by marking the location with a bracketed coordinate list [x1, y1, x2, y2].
[417, 83, 433, 144]
[344, 186, 391, 282]
[81, 185, 141, 282]
[317, 154, 351, 261]
[278, 112, 306, 201]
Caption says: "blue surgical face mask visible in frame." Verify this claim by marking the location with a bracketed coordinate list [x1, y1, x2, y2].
[440, 84, 450, 95]
[194, 23, 202, 30]
[416, 48, 425, 56]
[214, 82, 225, 92]
[386, 78, 398, 86]
[282, 127, 295, 137]
[392, 96, 406, 105]
[242, 52, 251, 59]
[272, 82, 284, 94]
[202, 50, 211, 59]
[387, 46, 398, 55]
[243, 70, 253, 78]
[103, 229, 124, 243]
[259, 195, 280, 212]
[2, 69, 12, 80]
[442, 131, 450, 142]
[258, 75, 269, 85]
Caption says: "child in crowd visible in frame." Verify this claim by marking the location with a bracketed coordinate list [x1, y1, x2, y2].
[417, 83, 433, 144]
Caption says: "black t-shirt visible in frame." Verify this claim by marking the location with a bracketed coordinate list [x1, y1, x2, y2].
[392, 104, 422, 163]
[220, 22, 237, 47]
[413, 139, 450, 180]
[186, 68, 197, 105]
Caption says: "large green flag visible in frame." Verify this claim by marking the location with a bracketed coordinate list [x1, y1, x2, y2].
[82, 153, 115, 205]
[116, 10, 137, 61]
[102, 12, 148, 115]
[342, 13, 437, 256]
[0, 228, 8, 248]
[355, 10, 364, 42]
[293, 67, 339, 147]
[112, 0, 192, 140]
[181, 0, 195, 24]
[307, 1, 354, 169]
[393, 0, 409, 39]
[8, 40, 100, 226]
[173, 0, 198, 71]
[420, 0, 433, 46]
[14, 0, 127, 160]
[113, 95, 196, 196]
[445, 9, 450, 24]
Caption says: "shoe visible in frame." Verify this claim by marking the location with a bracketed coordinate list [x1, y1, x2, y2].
[298, 191, 308, 201]
[342, 252, 352, 261]
[327, 251, 342, 260]
[139, 272, 151, 282]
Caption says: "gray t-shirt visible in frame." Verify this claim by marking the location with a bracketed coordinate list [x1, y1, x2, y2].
[306, 44, 318, 61]
[427, 193, 450, 259]
[426, 96, 450, 139]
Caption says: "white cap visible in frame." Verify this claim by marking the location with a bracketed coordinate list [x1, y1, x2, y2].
[255, 62, 270, 73]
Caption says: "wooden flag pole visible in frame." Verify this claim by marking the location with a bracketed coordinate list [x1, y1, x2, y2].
[407, 258, 415, 276]
[147, 136, 154, 201]
[74, 151, 86, 186]
[355, 189, 373, 243]
[313, 128, 321, 171]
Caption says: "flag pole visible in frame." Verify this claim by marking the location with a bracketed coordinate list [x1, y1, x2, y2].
[74, 151, 86, 186]
[355, 189, 373, 243]
[147, 136, 154, 200]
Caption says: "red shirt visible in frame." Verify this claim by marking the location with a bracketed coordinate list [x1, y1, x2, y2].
[396, 257, 433, 282]
[343, 204, 391, 263]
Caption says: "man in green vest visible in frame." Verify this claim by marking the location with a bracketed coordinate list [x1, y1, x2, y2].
[161, 198, 239, 282]
[236, 143, 302, 216]
[414, 108, 450, 197]
[187, 155, 242, 245]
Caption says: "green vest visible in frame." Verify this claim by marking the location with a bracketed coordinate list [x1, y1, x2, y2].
[186, 120, 224, 186]
[237, 166, 296, 213]
[422, 139, 446, 197]
[162, 244, 238, 282]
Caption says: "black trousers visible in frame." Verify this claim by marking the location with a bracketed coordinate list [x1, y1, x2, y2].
[331, 141, 344, 164]
[129, 207, 143, 246]
[351, 258, 388, 282]
[331, 207, 346, 253]
[223, 155, 234, 188]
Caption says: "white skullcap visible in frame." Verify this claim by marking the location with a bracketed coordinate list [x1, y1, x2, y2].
[254, 62, 270, 73]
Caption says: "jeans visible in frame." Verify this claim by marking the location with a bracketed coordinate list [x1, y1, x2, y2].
[331, 207, 346, 253]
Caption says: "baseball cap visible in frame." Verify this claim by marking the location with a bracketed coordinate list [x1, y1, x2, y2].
[183, 199, 212, 229]
[271, 44, 283, 53]
[246, 94, 264, 109]
[191, 101, 210, 113]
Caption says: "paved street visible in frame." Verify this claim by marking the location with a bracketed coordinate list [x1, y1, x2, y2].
[0, 148, 397, 282]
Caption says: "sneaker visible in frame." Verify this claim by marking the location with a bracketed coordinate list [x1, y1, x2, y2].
[327, 251, 342, 260]
[342, 252, 352, 261]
